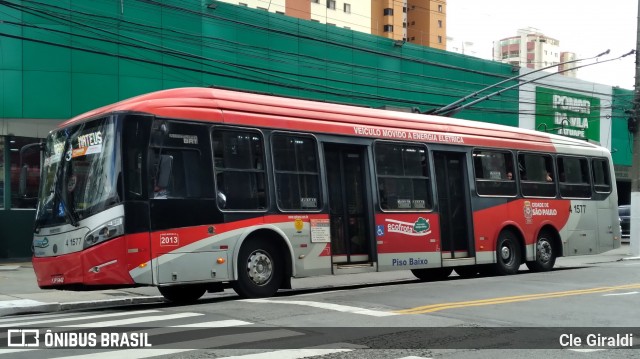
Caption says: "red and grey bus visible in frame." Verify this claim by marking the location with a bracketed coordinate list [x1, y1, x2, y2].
[31, 87, 621, 302]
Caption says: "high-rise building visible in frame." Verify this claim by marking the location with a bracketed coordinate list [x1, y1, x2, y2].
[216, 0, 446, 49]
[493, 27, 570, 74]
[559, 52, 578, 78]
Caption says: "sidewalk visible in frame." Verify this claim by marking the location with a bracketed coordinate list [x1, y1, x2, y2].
[0, 244, 636, 317]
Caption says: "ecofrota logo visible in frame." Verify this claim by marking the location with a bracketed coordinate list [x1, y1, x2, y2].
[33, 237, 49, 248]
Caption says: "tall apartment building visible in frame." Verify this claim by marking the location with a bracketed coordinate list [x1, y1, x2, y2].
[212, 0, 369, 33]
[216, 0, 446, 49]
[493, 27, 574, 76]
[559, 52, 578, 78]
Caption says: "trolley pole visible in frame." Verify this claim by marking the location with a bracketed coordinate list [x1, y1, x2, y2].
[630, 0, 640, 257]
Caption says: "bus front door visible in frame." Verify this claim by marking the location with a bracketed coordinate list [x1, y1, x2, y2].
[324, 144, 371, 265]
[433, 151, 474, 260]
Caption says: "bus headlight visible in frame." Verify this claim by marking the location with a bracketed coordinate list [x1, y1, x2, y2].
[84, 217, 124, 249]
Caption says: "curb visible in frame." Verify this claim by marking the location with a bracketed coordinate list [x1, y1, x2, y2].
[0, 266, 21, 271]
[0, 296, 166, 317]
[59, 296, 166, 311]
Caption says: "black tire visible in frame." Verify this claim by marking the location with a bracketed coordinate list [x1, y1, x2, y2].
[494, 229, 521, 275]
[454, 266, 479, 278]
[158, 284, 206, 304]
[411, 267, 453, 281]
[232, 238, 283, 298]
[526, 230, 557, 272]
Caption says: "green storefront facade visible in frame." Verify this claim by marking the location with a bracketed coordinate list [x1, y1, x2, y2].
[0, 0, 633, 258]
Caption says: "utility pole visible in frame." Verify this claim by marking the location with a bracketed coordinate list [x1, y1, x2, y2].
[630, 0, 640, 257]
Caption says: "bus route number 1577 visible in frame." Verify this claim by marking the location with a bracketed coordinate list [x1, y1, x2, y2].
[159, 233, 180, 247]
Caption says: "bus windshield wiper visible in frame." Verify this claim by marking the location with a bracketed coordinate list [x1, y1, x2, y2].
[54, 135, 80, 227]
[56, 190, 79, 227]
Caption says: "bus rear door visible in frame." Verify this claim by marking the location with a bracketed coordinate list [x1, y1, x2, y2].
[324, 144, 374, 270]
[433, 151, 475, 265]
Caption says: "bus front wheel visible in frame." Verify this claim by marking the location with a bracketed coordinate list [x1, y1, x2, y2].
[159, 285, 206, 304]
[494, 229, 521, 275]
[526, 230, 556, 272]
[232, 238, 283, 298]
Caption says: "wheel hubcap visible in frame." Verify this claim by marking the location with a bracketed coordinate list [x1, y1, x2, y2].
[538, 240, 552, 263]
[500, 245, 511, 260]
[246, 250, 273, 286]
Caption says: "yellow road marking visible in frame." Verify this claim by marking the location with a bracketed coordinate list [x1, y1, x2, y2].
[396, 283, 640, 314]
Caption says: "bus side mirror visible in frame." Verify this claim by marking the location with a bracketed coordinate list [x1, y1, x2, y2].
[157, 155, 173, 189]
[19, 164, 28, 197]
[18, 142, 44, 197]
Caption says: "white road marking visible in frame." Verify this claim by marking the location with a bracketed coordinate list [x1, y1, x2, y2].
[40, 348, 194, 359]
[217, 349, 353, 358]
[567, 349, 607, 352]
[2, 309, 162, 327]
[243, 299, 397, 317]
[602, 291, 639, 296]
[172, 319, 252, 328]
[0, 348, 40, 355]
[0, 311, 80, 324]
[0, 299, 47, 309]
[61, 312, 203, 327]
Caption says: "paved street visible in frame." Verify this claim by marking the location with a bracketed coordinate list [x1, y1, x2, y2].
[0, 244, 636, 317]
[0, 244, 639, 358]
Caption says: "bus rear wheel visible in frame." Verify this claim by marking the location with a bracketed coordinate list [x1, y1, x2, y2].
[411, 267, 453, 281]
[232, 238, 283, 298]
[526, 230, 556, 272]
[159, 284, 206, 304]
[494, 229, 521, 275]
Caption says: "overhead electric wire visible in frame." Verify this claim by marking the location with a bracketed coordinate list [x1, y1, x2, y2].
[2, 0, 524, 108]
[0, 0, 634, 119]
[7, 0, 622, 107]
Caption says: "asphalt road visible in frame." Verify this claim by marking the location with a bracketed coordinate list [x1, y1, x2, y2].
[2, 246, 639, 358]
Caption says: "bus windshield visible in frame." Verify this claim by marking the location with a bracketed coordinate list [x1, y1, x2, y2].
[35, 117, 120, 229]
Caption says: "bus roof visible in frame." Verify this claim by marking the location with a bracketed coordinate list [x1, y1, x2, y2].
[64, 87, 602, 152]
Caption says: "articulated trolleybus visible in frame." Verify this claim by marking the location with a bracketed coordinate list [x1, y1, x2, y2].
[32, 87, 621, 302]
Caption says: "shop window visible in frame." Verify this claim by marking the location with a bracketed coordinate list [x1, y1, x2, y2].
[9, 136, 42, 209]
[0, 137, 4, 209]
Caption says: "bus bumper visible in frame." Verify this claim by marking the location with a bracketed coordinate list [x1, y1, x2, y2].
[32, 237, 136, 289]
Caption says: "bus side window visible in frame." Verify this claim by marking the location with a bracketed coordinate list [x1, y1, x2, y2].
[375, 142, 431, 211]
[592, 158, 611, 193]
[154, 154, 173, 198]
[151, 149, 204, 199]
[519, 153, 556, 197]
[272, 134, 320, 210]
[557, 156, 591, 198]
[473, 150, 516, 196]
[213, 129, 267, 210]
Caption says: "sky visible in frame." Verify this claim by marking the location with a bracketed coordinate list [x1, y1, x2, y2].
[446, 0, 638, 89]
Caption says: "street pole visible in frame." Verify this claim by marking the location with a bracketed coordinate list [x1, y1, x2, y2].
[630, 0, 640, 257]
